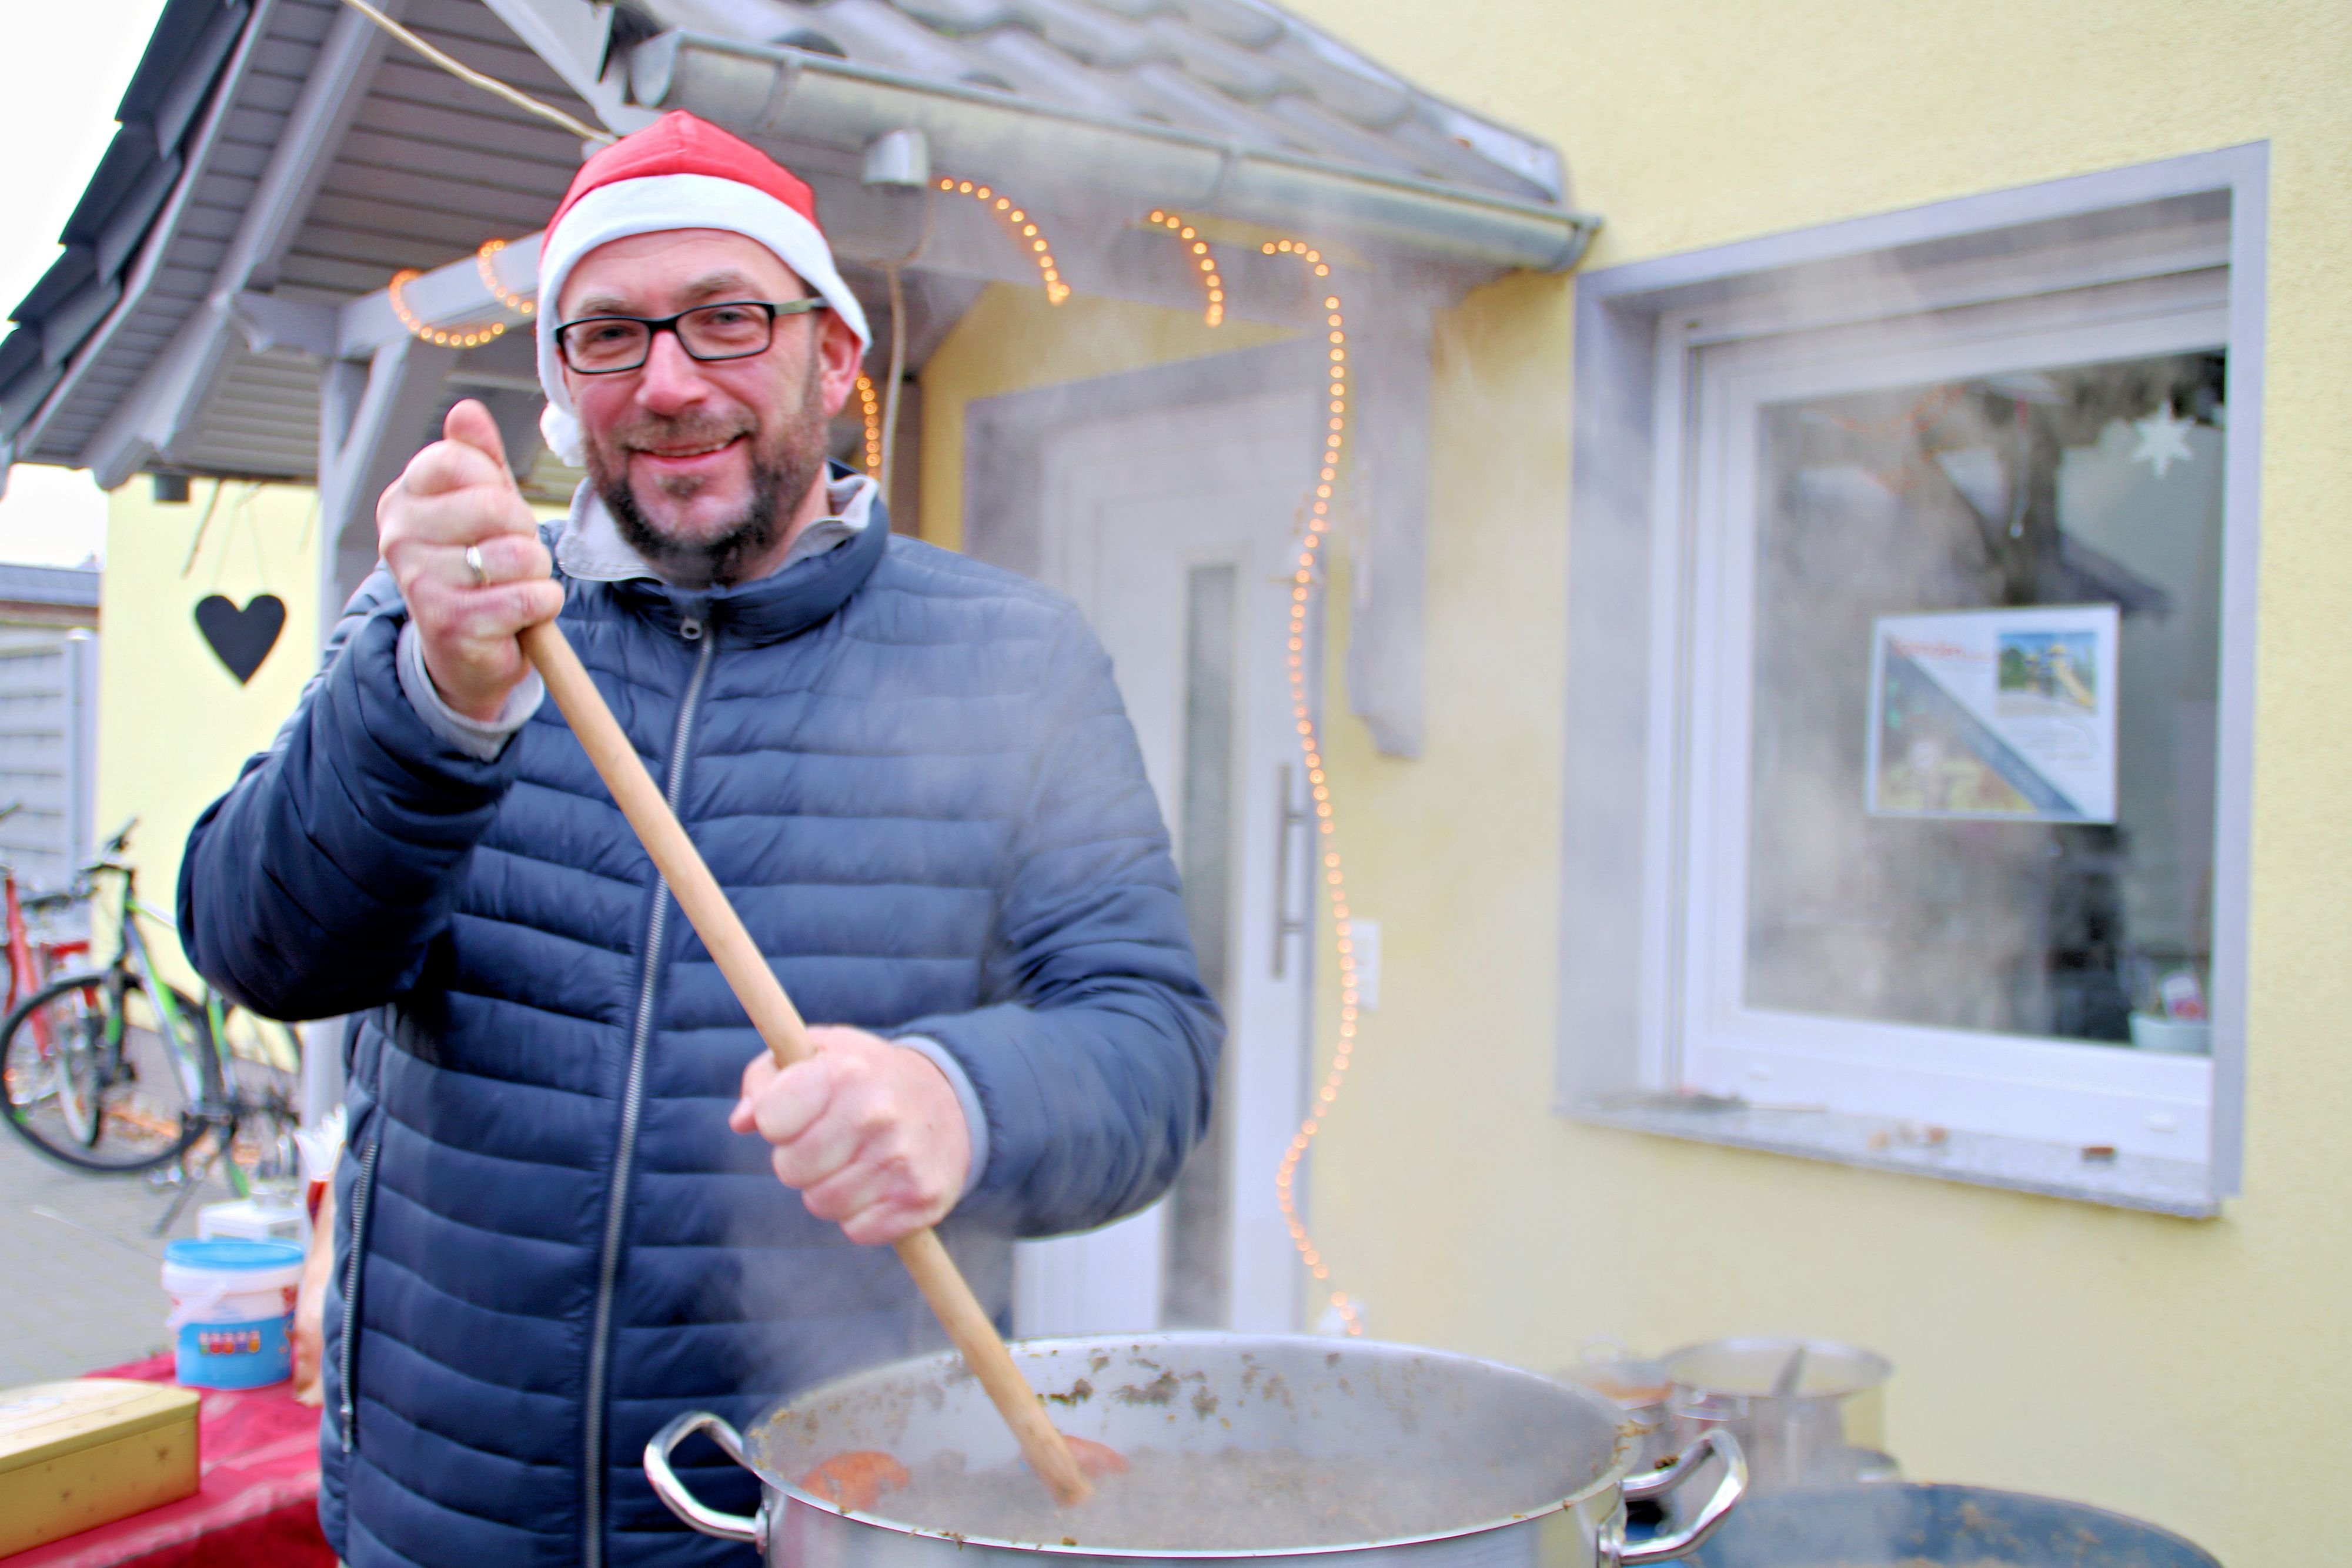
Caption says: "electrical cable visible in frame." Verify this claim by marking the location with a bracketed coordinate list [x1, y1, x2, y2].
[869, 184, 935, 500]
[879, 266, 907, 497]
[336, 0, 616, 147]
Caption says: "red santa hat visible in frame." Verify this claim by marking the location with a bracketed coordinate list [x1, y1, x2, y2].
[535, 112, 872, 465]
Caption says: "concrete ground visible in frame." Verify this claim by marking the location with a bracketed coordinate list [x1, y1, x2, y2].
[0, 1122, 242, 1387]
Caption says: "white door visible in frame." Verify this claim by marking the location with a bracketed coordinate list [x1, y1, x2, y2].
[1011, 387, 1322, 1338]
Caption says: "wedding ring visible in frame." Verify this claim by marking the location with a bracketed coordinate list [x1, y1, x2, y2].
[464, 543, 489, 586]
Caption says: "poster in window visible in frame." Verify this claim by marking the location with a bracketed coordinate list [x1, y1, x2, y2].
[1867, 605, 2119, 823]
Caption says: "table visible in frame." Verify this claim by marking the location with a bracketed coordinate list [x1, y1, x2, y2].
[8, 1354, 333, 1567]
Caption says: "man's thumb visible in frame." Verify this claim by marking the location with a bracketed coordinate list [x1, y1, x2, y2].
[443, 397, 512, 478]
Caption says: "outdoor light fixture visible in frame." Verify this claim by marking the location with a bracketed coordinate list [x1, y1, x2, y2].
[860, 128, 931, 190]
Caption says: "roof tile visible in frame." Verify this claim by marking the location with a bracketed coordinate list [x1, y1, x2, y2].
[1121, 59, 1305, 147]
[1137, 13, 1291, 102]
[885, 0, 1025, 36]
[796, 0, 1007, 84]
[998, 0, 1172, 70]
[1161, 0, 1281, 50]
[1255, 30, 1410, 129]
[968, 29, 1160, 118]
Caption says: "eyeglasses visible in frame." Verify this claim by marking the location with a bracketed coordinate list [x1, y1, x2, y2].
[554, 298, 828, 374]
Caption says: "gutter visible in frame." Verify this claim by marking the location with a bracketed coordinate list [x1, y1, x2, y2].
[623, 30, 1602, 275]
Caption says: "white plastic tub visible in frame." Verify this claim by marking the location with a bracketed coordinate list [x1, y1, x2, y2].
[161, 1238, 305, 1389]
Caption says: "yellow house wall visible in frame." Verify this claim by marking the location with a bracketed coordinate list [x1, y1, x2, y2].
[96, 481, 322, 991]
[1256, 1, 2350, 1562]
[926, 2, 2347, 1559]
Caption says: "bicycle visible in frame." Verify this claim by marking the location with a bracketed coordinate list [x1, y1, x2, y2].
[0, 801, 93, 1001]
[0, 800, 92, 964]
[0, 821, 303, 1203]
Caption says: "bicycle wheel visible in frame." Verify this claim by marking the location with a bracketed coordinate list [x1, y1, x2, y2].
[212, 1004, 305, 1188]
[54, 1023, 100, 1146]
[0, 969, 215, 1174]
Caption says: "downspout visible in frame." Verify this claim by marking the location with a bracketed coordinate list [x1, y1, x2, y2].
[622, 31, 1602, 276]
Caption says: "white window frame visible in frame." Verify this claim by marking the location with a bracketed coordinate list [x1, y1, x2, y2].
[1673, 277, 2226, 1159]
[1558, 148, 2266, 1215]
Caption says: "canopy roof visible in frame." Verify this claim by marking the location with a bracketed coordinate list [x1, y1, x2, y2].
[0, 0, 1587, 489]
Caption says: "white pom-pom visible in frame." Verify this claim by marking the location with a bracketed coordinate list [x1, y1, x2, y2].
[540, 403, 586, 467]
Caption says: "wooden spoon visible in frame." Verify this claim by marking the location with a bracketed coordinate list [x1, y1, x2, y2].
[522, 620, 1094, 1507]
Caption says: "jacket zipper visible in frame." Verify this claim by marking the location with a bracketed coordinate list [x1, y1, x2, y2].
[338, 1129, 382, 1455]
[582, 620, 714, 1568]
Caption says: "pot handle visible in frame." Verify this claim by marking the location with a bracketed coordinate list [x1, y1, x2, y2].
[646, 1410, 769, 1548]
[1614, 1429, 1746, 1564]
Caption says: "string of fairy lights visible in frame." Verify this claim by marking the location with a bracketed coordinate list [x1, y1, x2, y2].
[472, 238, 537, 318]
[854, 373, 884, 479]
[1266, 239, 1362, 1339]
[1147, 211, 1364, 1335]
[387, 188, 1367, 1334]
[1146, 209, 1225, 326]
[934, 177, 1070, 303]
[387, 235, 529, 349]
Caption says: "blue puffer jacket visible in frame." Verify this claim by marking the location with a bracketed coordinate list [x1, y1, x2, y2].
[179, 493, 1221, 1568]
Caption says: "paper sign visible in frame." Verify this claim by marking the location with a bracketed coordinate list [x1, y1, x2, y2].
[1867, 605, 2119, 823]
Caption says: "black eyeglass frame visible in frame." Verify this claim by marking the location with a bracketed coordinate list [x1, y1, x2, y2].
[554, 297, 829, 374]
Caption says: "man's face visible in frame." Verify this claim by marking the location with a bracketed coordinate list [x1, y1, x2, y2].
[558, 228, 861, 585]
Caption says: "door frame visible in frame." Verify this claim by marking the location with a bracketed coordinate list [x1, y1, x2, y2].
[965, 342, 1327, 1334]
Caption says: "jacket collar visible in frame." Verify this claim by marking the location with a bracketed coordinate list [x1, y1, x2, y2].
[554, 463, 891, 646]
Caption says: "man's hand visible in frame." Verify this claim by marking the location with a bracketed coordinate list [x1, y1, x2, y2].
[290, 1176, 337, 1408]
[729, 1027, 973, 1245]
[378, 399, 563, 721]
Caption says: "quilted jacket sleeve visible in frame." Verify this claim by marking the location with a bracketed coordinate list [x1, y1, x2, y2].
[900, 610, 1225, 1238]
[178, 569, 526, 1021]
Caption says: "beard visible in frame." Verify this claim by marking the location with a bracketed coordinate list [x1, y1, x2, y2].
[587, 356, 830, 587]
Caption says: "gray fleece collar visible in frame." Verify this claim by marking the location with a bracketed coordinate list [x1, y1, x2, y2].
[553, 467, 879, 585]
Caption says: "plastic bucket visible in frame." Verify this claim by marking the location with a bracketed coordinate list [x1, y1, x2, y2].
[162, 1238, 304, 1389]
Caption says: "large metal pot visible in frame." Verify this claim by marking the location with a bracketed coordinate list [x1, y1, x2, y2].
[646, 1333, 1746, 1567]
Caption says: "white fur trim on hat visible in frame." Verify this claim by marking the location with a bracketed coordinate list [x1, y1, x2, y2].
[534, 172, 872, 466]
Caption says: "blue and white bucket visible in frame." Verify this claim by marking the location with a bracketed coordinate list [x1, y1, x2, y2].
[162, 1238, 305, 1389]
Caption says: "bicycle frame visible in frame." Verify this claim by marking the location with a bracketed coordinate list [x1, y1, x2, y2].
[87, 858, 253, 1199]
[5, 851, 92, 1058]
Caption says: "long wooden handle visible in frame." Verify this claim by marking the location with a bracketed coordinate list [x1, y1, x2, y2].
[520, 620, 1093, 1507]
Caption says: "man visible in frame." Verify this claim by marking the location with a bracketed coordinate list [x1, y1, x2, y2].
[181, 112, 1221, 1568]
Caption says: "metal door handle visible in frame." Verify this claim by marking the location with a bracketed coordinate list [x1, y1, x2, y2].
[1271, 764, 1306, 977]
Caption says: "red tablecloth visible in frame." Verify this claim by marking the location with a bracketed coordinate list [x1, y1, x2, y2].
[8, 1354, 333, 1567]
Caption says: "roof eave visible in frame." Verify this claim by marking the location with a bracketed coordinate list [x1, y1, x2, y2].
[627, 30, 1602, 275]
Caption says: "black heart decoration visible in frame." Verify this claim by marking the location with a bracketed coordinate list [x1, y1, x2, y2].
[193, 593, 287, 684]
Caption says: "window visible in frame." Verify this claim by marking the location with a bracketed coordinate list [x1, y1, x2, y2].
[1561, 149, 2264, 1214]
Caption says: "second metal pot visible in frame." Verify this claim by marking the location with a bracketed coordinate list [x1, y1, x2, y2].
[648, 1332, 1746, 1567]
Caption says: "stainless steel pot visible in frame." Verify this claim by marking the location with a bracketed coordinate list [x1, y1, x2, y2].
[646, 1333, 1746, 1568]
[1660, 1339, 1892, 1495]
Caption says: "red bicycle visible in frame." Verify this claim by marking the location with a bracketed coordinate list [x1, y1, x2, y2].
[0, 803, 93, 1128]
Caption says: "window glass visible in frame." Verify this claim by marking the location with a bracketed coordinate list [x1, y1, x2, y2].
[1743, 350, 2226, 1051]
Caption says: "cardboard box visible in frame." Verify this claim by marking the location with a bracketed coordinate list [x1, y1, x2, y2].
[0, 1378, 201, 1554]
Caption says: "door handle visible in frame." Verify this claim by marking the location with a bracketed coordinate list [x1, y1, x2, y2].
[1271, 764, 1307, 977]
